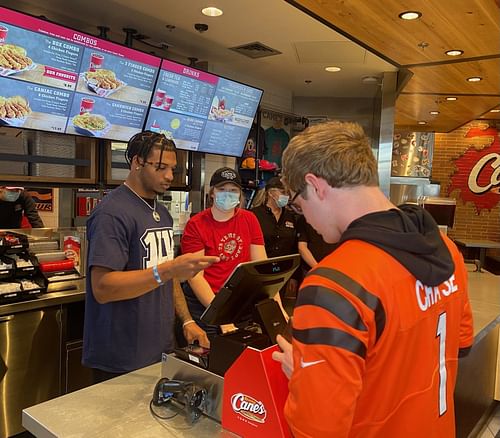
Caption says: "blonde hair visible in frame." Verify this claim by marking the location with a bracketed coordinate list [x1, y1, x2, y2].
[281, 120, 378, 196]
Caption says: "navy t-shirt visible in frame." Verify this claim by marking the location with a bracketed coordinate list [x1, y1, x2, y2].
[82, 184, 175, 373]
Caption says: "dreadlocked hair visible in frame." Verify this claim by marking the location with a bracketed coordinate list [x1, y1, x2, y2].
[125, 131, 176, 169]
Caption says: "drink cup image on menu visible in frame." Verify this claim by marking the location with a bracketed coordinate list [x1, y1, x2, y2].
[163, 95, 174, 111]
[89, 53, 104, 72]
[0, 26, 8, 44]
[79, 97, 94, 115]
[153, 89, 166, 107]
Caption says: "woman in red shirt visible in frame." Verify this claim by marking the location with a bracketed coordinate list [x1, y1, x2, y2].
[181, 167, 268, 337]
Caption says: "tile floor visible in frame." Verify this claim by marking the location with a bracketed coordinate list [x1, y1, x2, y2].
[477, 402, 500, 437]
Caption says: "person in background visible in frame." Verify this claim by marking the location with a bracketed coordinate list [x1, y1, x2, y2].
[0, 186, 44, 229]
[181, 167, 285, 337]
[272, 120, 473, 437]
[251, 177, 299, 301]
[83, 131, 218, 383]
[296, 215, 338, 274]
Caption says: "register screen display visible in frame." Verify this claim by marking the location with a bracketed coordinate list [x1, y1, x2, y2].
[0, 6, 161, 141]
[145, 59, 263, 157]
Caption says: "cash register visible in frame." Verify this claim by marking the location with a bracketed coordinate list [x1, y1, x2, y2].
[175, 254, 300, 375]
[162, 254, 300, 423]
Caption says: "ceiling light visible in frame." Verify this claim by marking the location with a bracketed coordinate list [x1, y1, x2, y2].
[467, 76, 482, 82]
[418, 121, 427, 125]
[202, 7, 223, 17]
[446, 97, 457, 101]
[490, 109, 500, 113]
[429, 111, 440, 115]
[325, 66, 341, 72]
[361, 75, 379, 84]
[445, 49, 464, 56]
[398, 11, 422, 20]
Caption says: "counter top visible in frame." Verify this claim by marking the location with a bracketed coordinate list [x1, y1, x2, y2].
[0, 279, 85, 316]
[466, 267, 500, 342]
[23, 363, 236, 438]
[19, 266, 500, 438]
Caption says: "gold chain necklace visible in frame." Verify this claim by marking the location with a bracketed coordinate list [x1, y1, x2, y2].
[123, 182, 161, 222]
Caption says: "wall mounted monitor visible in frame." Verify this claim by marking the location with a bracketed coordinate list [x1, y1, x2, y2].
[0, 6, 161, 141]
[144, 59, 263, 157]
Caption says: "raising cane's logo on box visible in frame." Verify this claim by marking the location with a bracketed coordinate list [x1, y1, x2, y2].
[231, 393, 267, 423]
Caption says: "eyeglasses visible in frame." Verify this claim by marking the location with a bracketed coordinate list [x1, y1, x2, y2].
[143, 161, 177, 173]
[288, 188, 304, 215]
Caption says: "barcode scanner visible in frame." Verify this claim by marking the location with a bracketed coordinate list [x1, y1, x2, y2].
[152, 378, 207, 423]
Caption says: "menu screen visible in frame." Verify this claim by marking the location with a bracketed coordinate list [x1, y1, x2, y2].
[0, 7, 161, 141]
[145, 60, 263, 157]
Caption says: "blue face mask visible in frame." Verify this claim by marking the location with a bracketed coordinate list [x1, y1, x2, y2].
[276, 195, 289, 208]
[2, 190, 20, 202]
[215, 191, 240, 211]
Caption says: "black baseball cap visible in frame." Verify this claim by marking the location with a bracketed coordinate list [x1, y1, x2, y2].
[210, 167, 242, 188]
[265, 177, 284, 191]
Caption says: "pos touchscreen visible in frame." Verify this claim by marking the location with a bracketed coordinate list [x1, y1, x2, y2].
[200, 254, 300, 326]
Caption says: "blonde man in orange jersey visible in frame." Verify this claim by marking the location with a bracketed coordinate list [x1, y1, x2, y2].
[272, 120, 473, 438]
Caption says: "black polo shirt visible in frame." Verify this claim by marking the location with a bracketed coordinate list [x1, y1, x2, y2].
[297, 215, 338, 262]
[251, 204, 297, 258]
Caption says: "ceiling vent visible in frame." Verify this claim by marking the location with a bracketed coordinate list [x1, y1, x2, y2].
[229, 42, 282, 59]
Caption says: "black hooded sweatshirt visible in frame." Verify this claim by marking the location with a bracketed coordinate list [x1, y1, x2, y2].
[338, 204, 454, 287]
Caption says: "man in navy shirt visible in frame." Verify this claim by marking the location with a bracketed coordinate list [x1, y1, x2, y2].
[83, 131, 218, 382]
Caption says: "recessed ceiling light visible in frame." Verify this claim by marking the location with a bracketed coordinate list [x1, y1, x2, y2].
[361, 75, 379, 84]
[445, 49, 464, 56]
[429, 111, 440, 115]
[418, 121, 427, 125]
[446, 97, 457, 101]
[490, 109, 500, 113]
[202, 7, 223, 17]
[467, 76, 482, 82]
[325, 66, 341, 72]
[398, 11, 422, 20]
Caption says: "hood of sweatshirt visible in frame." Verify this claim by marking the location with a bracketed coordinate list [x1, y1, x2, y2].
[338, 204, 454, 286]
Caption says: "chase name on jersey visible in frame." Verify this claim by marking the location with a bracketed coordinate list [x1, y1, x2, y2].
[415, 274, 458, 312]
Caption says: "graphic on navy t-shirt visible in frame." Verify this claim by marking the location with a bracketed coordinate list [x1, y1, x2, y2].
[141, 227, 174, 268]
[218, 232, 243, 261]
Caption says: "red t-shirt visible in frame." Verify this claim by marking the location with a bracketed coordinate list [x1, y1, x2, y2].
[181, 208, 265, 292]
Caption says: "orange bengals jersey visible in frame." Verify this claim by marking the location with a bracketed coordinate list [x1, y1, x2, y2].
[285, 235, 473, 438]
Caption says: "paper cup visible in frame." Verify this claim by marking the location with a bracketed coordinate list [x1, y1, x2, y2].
[163, 95, 174, 110]
[79, 98, 95, 114]
[89, 53, 104, 72]
[153, 89, 166, 106]
[0, 26, 8, 45]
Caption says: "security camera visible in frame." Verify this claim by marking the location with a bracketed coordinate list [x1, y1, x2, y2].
[194, 23, 208, 33]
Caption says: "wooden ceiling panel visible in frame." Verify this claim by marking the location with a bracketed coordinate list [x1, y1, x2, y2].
[289, 0, 500, 65]
[395, 94, 500, 132]
[289, 0, 500, 132]
[403, 59, 500, 94]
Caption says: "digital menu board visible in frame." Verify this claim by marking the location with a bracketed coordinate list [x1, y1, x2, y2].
[145, 60, 263, 157]
[0, 7, 161, 141]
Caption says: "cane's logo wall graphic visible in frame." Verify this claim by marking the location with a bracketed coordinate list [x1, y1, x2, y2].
[448, 126, 500, 213]
[231, 393, 267, 423]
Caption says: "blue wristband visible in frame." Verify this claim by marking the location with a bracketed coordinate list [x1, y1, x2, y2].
[152, 265, 164, 286]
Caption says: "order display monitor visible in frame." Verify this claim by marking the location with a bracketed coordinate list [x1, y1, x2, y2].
[200, 254, 300, 326]
[144, 59, 263, 157]
[0, 6, 161, 141]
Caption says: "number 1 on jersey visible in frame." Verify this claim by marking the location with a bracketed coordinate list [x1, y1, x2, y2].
[436, 312, 447, 416]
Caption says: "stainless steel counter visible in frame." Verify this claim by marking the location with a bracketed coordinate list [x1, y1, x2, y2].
[20, 267, 500, 438]
[0, 280, 85, 317]
[23, 363, 237, 438]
